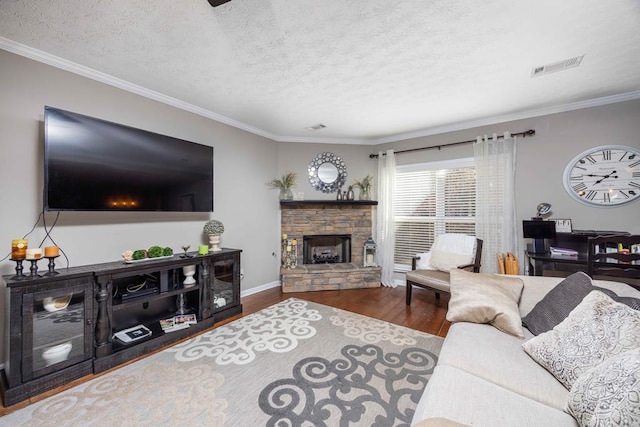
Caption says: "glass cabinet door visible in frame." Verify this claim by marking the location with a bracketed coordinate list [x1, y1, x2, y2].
[212, 256, 239, 311]
[22, 279, 93, 381]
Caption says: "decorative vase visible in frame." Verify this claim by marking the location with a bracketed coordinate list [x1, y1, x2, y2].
[359, 187, 371, 200]
[279, 187, 293, 200]
[347, 186, 355, 200]
[182, 265, 196, 287]
[208, 234, 222, 252]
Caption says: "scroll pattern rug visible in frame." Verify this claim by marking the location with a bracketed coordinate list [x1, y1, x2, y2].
[3, 298, 443, 426]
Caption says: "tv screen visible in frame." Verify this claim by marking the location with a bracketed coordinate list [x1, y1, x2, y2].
[44, 106, 213, 212]
[522, 220, 556, 239]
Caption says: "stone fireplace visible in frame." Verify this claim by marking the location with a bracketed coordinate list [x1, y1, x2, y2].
[303, 234, 351, 264]
[280, 200, 381, 293]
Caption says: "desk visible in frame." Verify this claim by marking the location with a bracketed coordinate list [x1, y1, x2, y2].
[526, 250, 589, 276]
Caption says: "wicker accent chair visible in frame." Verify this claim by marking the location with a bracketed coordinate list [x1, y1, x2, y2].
[406, 234, 483, 304]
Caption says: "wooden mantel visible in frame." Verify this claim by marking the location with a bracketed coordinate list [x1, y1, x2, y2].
[280, 200, 378, 207]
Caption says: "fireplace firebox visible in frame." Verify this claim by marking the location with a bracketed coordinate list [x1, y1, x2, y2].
[303, 235, 351, 264]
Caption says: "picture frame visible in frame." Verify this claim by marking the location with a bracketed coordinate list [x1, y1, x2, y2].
[553, 219, 573, 233]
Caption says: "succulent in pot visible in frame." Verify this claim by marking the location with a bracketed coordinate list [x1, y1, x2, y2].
[203, 219, 224, 252]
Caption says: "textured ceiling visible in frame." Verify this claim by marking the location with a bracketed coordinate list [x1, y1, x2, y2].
[1, 0, 639, 143]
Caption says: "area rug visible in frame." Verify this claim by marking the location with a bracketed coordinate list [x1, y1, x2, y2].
[3, 298, 443, 426]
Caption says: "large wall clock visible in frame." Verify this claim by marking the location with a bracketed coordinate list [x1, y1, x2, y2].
[563, 145, 640, 207]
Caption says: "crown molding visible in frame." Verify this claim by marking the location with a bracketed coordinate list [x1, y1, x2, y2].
[3, 37, 640, 146]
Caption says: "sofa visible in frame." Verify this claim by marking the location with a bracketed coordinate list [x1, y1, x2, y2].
[411, 273, 640, 427]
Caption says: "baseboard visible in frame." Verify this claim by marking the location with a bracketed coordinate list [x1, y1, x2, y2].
[241, 281, 281, 298]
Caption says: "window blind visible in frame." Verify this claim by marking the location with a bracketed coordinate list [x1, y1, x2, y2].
[394, 161, 476, 266]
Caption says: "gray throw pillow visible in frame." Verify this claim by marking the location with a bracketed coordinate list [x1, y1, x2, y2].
[567, 348, 640, 426]
[522, 272, 640, 336]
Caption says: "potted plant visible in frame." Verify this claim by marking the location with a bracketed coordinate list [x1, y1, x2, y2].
[270, 172, 297, 200]
[353, 175, 373, 200]
[203, 219, 224, 252]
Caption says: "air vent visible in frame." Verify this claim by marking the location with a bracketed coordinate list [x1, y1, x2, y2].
[305, 123, 327, 132]
[531, 55, 584, 77]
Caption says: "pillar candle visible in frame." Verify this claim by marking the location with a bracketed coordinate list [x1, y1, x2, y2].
[11, 239, 28, 259]
[45, 246, 59, 257]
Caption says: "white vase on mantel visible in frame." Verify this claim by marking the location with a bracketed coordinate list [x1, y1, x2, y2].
[208, 234, 222, 252]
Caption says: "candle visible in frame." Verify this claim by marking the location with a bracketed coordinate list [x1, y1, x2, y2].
[286, 245, 291, 252]
[11, 239, 28, 259]
[45, 246, 59, 257]
[26, 248, 42, 260]
[366, 254, 374, 265]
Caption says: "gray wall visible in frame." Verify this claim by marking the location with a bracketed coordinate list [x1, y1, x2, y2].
[376, 99, 640, 279]
[0, 50, 283, 357]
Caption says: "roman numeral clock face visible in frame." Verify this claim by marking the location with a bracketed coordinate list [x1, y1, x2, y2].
[563, 145, 640, 207]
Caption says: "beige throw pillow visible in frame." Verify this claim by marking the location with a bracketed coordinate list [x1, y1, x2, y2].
[522, 290, 640, 390]
[446, 269, 525, 338]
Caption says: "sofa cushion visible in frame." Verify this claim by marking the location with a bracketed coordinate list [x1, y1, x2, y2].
[522, 272, 640, 336]
[446, 269, 524, 338]
[438, 322, 570, 411]
[522, 290, 640, 390]
[411, 365, 579, 427]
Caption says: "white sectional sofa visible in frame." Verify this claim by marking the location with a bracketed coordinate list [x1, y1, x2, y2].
[411, 274, 640, 427]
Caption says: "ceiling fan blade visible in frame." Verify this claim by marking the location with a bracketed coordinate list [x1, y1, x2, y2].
[207, 0, 232, 7]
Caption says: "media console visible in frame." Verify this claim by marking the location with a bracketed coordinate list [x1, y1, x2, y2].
[1, 249, 242, 406]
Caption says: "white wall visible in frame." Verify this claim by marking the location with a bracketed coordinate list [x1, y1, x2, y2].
[0, 50, 283, 357]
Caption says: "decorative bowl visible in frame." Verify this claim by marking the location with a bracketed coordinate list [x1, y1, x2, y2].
[43, 295, 72, 312]
[42, 342, 72, 366]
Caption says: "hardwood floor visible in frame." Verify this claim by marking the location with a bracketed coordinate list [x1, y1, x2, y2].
[0, 285, 450, 416]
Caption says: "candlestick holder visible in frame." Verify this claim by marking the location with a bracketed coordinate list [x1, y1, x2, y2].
[44, 255, 60, 276]
[28, 258, 43, 278]
[10, 258, 27, 280]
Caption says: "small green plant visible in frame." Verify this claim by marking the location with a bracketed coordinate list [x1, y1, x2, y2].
[269, 172, 297, 191]
[147, 245, 163, 258]
[162, 247, 173, 256]
[132, 249, 147, 260]
[203, 219, 225, 235]
[353, 175, 373, 191]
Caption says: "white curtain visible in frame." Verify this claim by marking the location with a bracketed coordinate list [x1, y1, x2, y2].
[376, 149, 396, 287]
[474, 133, 517, 274]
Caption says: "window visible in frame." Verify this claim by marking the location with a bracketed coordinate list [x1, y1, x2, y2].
[394, 158, 476, 268]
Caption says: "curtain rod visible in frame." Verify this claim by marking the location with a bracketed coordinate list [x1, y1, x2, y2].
[368, 129, 535, 158]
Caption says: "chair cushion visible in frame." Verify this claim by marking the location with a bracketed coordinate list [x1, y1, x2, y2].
[407, 270, 451, 293]
[446, 269, 525, 338]
[522, 290, 640, 390]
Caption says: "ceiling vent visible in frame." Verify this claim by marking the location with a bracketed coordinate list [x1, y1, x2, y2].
[305, 123, 327, 132]
[531, 55, 584, 77]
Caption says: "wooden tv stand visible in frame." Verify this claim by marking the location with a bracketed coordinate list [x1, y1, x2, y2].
[1, 249, 242, 407]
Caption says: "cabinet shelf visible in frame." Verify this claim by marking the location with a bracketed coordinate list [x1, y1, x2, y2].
[2, 248, 242, 407]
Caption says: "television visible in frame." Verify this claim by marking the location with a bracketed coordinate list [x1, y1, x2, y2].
[523, 220, 556, 254]
[44, 106, 214, 212]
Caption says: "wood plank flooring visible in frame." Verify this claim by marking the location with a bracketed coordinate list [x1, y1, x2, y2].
[0, 285, 450, 416]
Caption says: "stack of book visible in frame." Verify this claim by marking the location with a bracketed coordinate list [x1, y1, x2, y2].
[550, 247, 579, 256]
[159, 314, 197, 333]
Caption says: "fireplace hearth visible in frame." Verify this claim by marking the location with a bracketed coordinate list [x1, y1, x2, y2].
[303, 234, 351, 264]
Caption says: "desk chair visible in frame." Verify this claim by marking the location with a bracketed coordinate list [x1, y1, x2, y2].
[587, 234, 640, 288]
[406, 234, 483, 304]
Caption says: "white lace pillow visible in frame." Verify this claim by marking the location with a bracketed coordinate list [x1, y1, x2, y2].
[429, 250, 474, 272]
[522, 290, 640, 390]
[567, 348, 640, 426]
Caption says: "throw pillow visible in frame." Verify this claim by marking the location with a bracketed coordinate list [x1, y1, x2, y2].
[567, 348, 640, 426]
[415, 252, 432, 270]
[522, 271, 640, 336]
[522, 290, 640, 390]
[430, 250, 474, 272]
[446, 269, 525, 338]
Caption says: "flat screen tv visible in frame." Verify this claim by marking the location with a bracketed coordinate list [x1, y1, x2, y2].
[44, 106, 213, 212]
